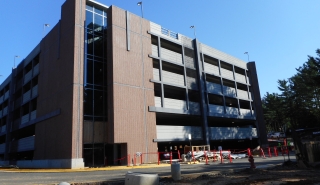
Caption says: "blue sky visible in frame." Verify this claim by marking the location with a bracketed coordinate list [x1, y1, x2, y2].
[1, 0, 319, 98]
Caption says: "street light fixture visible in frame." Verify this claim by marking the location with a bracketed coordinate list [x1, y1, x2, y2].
[43, 24, 50, 38]
[14, 55, 20, 69]
[244, 52, 250, 62]
[137, 2, 143, 18]
[190, 25, 197, 38]
[188, 134, 192, 152]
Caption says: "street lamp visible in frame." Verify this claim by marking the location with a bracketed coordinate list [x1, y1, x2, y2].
[137, 2, 143, 18]
[188, 134, 192, 152]
[43, 24, 50, 38]
[14, 55, 20, 69]
[244, 52, 250, 62]
[190, 25, 197, 38]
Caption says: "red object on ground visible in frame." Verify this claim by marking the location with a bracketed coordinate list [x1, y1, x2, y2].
[260, 148, 266, 158]
[248, 155, 256, 168]
[220, 150, 223, 164]
[228, 150, 233, 163]
[273, 146, 278, 156]
[268, 147, 272, 158]
[213, 150, 217, 161]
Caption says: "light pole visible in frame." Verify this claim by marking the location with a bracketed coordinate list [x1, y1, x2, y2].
[190, 25, 196, 38]
[188, 134, 192, 152]
[43, 24, 50, 38]
[137, 2, 143, 18]
[14, 55, 20, 69]
[244, 52, 250, 62]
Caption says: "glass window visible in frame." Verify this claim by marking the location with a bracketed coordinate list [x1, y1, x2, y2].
[94, 90, 104, 116]
[93, 61, 103, 85]
[94, 7, 103, 15]
[86, 59, 93, 84]
[93, 35, 104, 57]
[104, 17, 107, 28]
[86, 5, 93, 11]
[86, 33, 94, 55]
[94, 14, 103, 32]
[86, 10, 93, 30]
[84, 89, 93, 116]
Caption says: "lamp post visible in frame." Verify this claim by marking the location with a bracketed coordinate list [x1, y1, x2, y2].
[137, 2, 143, 18]
[190, 25, 197, 38]
[14, 55, 20, 69]
[244, 52, 250, 62]
[43, 24, 50, 38]
[188, 134, 192, 152]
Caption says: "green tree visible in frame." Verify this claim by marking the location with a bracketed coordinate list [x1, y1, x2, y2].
[263, 48, 320, 130]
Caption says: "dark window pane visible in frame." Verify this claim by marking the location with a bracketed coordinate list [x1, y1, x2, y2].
[94, 61, 103, 85]
[94, 14, 103, 32]
[86, 10, 93, 29]
[86, 59, 93, 84]
[86, 33, 94, 55]
[84, 115, 94, 121]
[94, 35, 104, 57]
[84, 89, 93, 115]
[104, 17, 107, 28]
[94, 7, 103, 15]
[104, 91, 107, 118]
[94, 90, 104, 116]
[86, 5, 93, 11]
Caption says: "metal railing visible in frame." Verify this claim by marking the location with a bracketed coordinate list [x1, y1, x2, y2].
[161, 27, 178, 39]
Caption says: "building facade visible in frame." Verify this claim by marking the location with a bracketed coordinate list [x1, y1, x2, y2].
[0, 0, 267, 168]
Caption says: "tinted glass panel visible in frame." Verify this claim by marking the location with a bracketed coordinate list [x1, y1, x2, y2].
[94, 35, 103, 57]
[84, 89, 93, 115]
[94, 14, 103, 32]
[94, 90, 104, 116]
[86, 5, 93, 11]
[86, 10, 93, 29]
[86, 33, 94, 55]
[86, 59, 93, 84]
[94, 61, 103, 85]
[94, 7, 103, 15]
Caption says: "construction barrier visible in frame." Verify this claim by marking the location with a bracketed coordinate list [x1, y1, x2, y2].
[204, 151, 209, 165]
[268, 147, 272, 158]
[260, 148, 266, 158]
[127, 145, 288, 167]
[228, 150, 233, 163]
[274, 146, 278, 156]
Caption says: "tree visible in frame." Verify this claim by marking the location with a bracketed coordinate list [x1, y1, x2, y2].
[262, 48, 320, 130]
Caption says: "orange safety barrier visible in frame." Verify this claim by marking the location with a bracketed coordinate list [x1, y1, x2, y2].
[204, 151, 209, 165]
[220, 150, 223, 164]
[228, 150, 233, 163]
[273, 146, 278, 156]
[192, 151, 195, 164]
[268, 147, 272, 158]
[212, 150, 217, 162]
[114, 155, 128, 165]
[157, 151, 181, 165]
[260, 148, 266, 158]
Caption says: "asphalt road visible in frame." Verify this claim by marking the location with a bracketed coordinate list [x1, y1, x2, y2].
[0, 154, 295, 185]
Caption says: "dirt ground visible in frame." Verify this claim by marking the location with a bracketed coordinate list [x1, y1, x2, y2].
[158, 161, 320, 185]
[72, 161, 320, 185]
